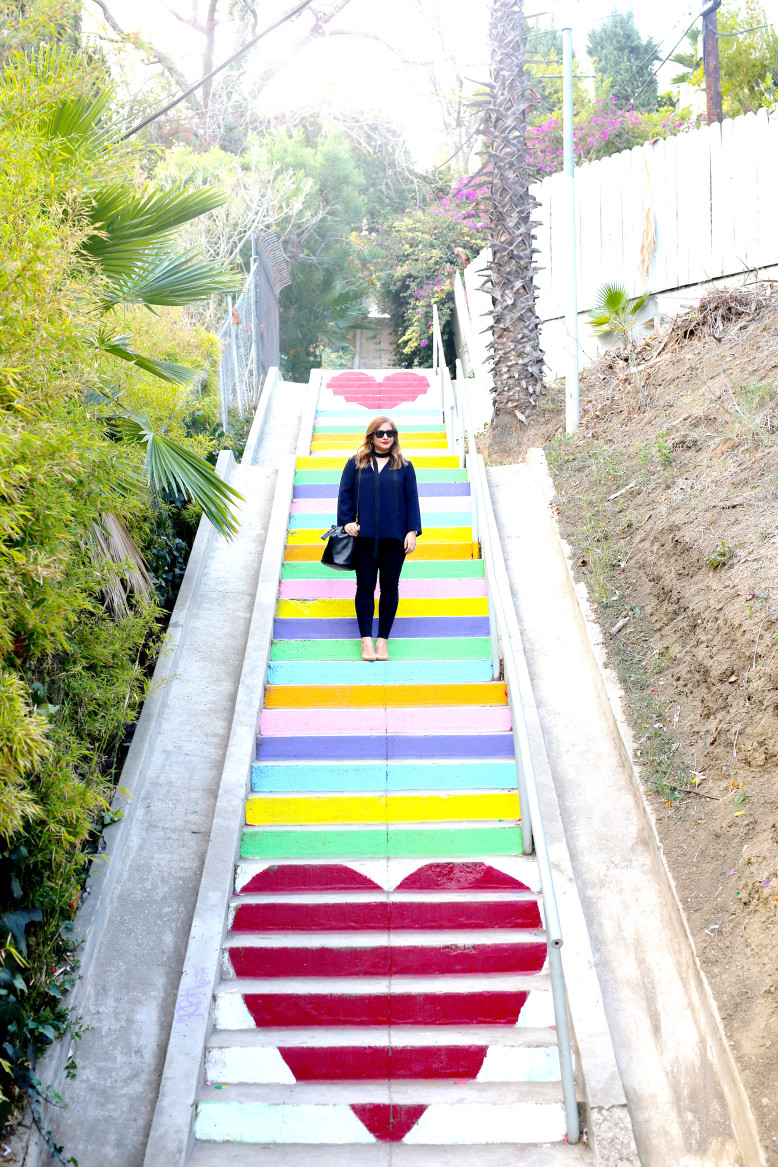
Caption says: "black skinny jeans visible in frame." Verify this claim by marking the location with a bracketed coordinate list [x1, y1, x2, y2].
[354, 537, 406, 638]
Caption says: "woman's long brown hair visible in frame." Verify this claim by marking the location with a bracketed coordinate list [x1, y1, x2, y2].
[354, 415, 406, 469]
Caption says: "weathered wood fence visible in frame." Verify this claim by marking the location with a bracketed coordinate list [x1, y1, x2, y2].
[534, 106, 778, 321]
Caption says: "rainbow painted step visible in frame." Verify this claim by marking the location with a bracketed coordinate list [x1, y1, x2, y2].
[192, 368, 565, 1158]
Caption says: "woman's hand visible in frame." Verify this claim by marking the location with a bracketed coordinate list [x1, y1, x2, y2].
[404, 531, 417, 554]
[344, 522, 360, 537]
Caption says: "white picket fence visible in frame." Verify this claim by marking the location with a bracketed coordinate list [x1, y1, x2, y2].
[532, 106, 778, 323]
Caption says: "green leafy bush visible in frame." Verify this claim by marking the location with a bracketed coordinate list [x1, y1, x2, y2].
[0, 37, 237, 1140]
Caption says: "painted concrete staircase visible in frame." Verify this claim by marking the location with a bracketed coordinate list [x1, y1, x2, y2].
[191, 370, 570, 1160]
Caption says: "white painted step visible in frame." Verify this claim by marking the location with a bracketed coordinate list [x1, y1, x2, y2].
[194, 1094, 567, 1145]
[189, 1144, 591, 1167]
[205, 1044, 561, 1086]
[213, 987, 556, 1031]
[206, 1026, 559, 1049]
[198, 1081, 563, 1103]
[214, 973, 551, 994]
[234, 855, 542, 893]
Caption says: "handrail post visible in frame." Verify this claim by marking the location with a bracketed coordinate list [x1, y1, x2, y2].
[549, 944, 580, 1143]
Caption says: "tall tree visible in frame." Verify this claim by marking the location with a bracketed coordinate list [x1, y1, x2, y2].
[587, 11, 660, 110]
[486, 0, 545, 428]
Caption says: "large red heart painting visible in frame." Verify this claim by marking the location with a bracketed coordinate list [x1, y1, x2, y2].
[228, 861, 546, 1143]
[327, 371, 430, 409]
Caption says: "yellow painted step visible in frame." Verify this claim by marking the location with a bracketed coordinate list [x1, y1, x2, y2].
[297, 455, 459, 470]
[287, 527, 472, 545]
[284, 542, 478, 561]
[263, 682, 507, 708]
[246, 791, 521, 826]
[275, 597, 487, 619]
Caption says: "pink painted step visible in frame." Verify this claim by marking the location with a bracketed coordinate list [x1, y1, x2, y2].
[279, 579, 487, 600]
[259, 705, 512, 736]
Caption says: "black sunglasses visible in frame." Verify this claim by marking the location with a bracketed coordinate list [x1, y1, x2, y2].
[374, 428, 397, 439]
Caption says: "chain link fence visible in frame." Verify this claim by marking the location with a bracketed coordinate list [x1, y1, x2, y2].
[216, 231, 291, 429]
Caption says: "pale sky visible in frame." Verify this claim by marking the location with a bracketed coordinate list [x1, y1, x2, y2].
[84, 0, 778, 164]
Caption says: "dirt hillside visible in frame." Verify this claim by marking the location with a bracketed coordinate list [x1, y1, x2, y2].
[487, 284, 778, 1164]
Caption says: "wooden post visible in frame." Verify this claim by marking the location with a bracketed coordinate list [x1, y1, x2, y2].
[702, 0, 723, 125]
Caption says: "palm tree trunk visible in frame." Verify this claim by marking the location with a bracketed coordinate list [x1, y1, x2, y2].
[486, 0, 545, 426]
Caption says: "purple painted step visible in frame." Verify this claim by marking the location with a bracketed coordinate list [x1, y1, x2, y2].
[294, 483, 471, 498]
[273, 616, 491, 640]
[255, 734, 515, 761]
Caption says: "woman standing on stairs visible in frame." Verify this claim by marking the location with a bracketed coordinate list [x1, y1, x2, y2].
[337, 415, 422, 662]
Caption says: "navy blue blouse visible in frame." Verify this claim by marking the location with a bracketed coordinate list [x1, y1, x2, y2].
[336, 457, 422, 542]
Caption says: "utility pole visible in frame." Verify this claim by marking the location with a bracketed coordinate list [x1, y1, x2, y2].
[701, 0, 723, 124]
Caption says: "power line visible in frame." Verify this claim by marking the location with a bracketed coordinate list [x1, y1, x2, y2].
[629, 13, 701, 105]
[121, 0, 318, 139]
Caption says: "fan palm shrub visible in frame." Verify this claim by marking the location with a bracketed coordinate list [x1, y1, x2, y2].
[587, 282, 652, 345]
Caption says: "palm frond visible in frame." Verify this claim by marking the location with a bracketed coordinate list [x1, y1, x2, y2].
[96, 332, 204, 386]
[83, 184, 228, 269]
[89, 513, 156, 620]
[108, 408, 243, 538]
[102, 250, 241, 308]
[42, 91, 118, 163]
[592, 282, 631, 316]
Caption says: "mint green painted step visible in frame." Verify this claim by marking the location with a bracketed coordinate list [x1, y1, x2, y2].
[295, 469, 468, 484]
[240, 825, 523, 859]
[281, 561, 484, 580]
[270, 636, 492, 661]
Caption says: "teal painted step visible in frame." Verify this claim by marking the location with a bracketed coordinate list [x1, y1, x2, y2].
[270, 635, 491, 660]
[251, 760, 518, 792]
[280, 561, 484, 580]
[266, 660, 492, 686]
[295, 469, 468, 484]
[240, 824, 523, 859]
[288, 512, 472, 530]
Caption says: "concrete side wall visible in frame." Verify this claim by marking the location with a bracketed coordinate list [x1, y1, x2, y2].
[490, 455, 765, 1167]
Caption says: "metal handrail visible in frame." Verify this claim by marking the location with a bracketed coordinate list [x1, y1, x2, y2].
[430, 311, 580, 1145]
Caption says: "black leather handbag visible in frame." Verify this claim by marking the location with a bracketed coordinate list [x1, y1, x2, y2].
[320, 467, 362, 571]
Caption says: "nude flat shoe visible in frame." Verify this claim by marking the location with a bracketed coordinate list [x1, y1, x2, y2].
[375, 638, 389, 662]
[361, 638, 377, 662]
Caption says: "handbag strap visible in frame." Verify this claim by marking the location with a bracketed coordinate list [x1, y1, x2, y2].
[392, 465, 400, 518]
[356, 466, 362, 523]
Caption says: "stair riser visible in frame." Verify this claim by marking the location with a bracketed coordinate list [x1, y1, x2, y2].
[289, 512, 471, 529]
[204, 1044, 561, 1085]
[265, 661, 493, 686]
[239, 827, 525, 861]
[270, 636, 491, 660]
[258, 706, 510, 738]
